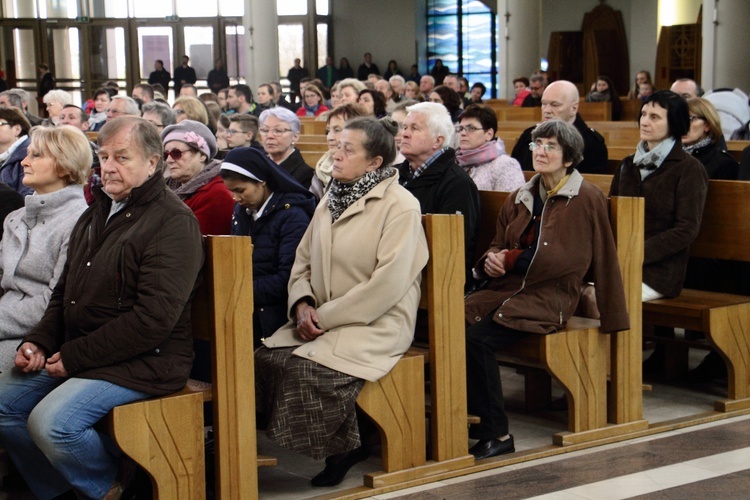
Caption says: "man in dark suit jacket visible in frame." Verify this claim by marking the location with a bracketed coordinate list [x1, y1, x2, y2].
[148, 60, 172, 92]
[173, 55, 197, 96]
[357, 53, 380, 80]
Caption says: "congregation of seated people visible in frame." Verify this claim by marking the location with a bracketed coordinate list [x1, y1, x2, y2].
[2, 49, 750, 497]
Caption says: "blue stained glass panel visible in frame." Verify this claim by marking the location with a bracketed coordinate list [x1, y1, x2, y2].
[427, 0, 496, 97]
[428, 0, 459, 16]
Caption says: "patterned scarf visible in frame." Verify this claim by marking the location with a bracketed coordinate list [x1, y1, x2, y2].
[455, 140, 500, 169]
[633, 137, 675, 170]
[327, 166, 395, 222]
[682, 136, 712, 155]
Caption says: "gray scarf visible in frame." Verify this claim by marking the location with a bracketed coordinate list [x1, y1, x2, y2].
[166, 159, 223, 200]
[633, 137, 675, 179]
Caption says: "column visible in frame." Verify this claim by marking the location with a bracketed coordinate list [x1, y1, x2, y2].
[497, 0, 541, 99]
[243, 0, 279, 90]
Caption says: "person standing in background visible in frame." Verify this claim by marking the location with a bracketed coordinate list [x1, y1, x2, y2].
[173, 55, 197, 96]
[207, 59, 230, 94]
[287, 58, 308, 105]
[148, 60, 172, 92]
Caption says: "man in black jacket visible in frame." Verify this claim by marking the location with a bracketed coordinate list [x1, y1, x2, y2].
[396, 102, 480, 287]
[173, 55, 197, 96]
[511, 80, 608, 174]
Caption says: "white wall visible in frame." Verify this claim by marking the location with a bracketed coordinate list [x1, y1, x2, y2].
[331, 0, 419, 77]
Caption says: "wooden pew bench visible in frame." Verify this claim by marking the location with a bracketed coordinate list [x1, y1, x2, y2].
[358, 214, 474, 488]
[475, 190, 646, 445]
[642, 180, 750, 412]
[108, 236, 267, 499]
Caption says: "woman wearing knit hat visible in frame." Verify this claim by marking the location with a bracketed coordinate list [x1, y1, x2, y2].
[161, 120, 234, 235]
[220, 147, 317, 346]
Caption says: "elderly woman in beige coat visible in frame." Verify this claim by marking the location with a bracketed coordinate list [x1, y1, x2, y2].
[258, 117, 428, 487]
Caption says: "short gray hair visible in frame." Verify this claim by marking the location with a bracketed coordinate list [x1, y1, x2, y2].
[110, 95, 140, 116]
[42, 89, 73, 106]
[141, 101, 176, 127]
[531, 120, 584, 168]
[389, 75, 406, 87]
[0, 90, 23, 109]
[259, 107, 301, 133]
[406, 101, 454, 145]
[9, 88, 31, 105]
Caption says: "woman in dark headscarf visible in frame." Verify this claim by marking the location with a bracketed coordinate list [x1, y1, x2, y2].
[220, 147, 317, 346]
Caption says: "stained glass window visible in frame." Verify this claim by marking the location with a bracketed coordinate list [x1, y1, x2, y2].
[426, 0, 497, 98]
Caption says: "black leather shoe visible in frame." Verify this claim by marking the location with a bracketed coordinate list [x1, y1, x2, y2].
[469, 435, 515, 460]
[311, 445, 370, 487]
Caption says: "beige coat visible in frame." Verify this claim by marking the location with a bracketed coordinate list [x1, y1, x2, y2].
[263, 173, 428, 382]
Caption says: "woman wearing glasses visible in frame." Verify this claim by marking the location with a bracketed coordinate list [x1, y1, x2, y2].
[161, 120, 234, 235]
[465, 120, 629, 460]
[259, 107, 314, 188]
[683, 97, 737, 180]
[454, 104, 524, 191]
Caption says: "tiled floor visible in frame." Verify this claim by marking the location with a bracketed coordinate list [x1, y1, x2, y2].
[1, 348, 742, 499]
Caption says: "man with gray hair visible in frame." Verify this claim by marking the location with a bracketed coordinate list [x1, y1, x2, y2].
[521, 74, 545, 107]
[397, 102, 480, 285]
[106, 95, 140, 123]
[0, 89, 42, 125]
[140, 101, 176, 135]
[419, 75, 436, 96]
[511, 80, 608, 174]
[389, 75, 406, 98]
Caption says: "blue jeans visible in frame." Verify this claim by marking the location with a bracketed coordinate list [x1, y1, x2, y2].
[0, 369, 150, 499]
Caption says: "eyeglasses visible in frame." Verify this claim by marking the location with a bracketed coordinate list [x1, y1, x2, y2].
[455, 125, 484, 134]
[529, 141, 562, 153]
[0, 122, 10, 127]
[689, 115, 704, 123]
[259, 128, 292, 136]
[163, 148, 193, 161]
[225, 129, 244, 136]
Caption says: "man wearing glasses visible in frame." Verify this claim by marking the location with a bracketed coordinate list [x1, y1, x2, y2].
[227, 114, 263, 151]
[512, 80, 608, 174]
[521, 75, 546, 108]
[105, 96, 140, 124]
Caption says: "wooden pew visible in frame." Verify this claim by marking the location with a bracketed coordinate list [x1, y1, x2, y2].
[108, 236, 266, 499]
[300, 119, 326, 135]
[300, 150, 325, 167]
[360, 214, 474, 488]
[642, 180, 750, 412]
[578, 101, 612, 122]
[476, 191, 646, 445]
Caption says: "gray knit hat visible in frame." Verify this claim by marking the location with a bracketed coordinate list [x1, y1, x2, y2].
[161, 120, 218, 160]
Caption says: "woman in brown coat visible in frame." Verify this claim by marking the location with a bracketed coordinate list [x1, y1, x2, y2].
[465, 120, 629, 460]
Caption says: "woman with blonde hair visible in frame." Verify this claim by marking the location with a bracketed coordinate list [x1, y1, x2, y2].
[337, 78, 366, 105]
[403, 80, 424, 102]
[683, 97, 737, 179]
[0, 125, 89, 370]
[173, 95, 216, 134]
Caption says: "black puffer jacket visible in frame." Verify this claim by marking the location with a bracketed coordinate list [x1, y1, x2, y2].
[24, 173, 204, 396]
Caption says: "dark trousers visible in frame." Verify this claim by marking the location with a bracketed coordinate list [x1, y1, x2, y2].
[466, 313, 528, 440]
